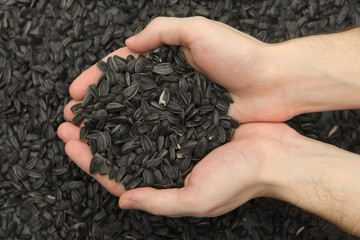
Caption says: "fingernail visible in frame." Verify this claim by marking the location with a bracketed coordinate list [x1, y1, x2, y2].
[125, 34, 138, 44]
[120, 200, 135, 209]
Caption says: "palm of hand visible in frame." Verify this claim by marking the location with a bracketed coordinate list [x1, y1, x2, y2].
[170, 123, 292, 217]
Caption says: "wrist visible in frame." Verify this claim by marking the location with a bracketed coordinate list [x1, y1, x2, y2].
[264, 134, 360, 236]
[268, 33, 360, 115]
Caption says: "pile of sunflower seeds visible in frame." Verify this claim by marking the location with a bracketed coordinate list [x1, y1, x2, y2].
[71, 46, 238, 190]
[1, 0, 359, 239]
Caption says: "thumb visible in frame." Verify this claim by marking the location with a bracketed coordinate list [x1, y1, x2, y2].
[125, 17, 196, 53]
[119, 187, 191, 217]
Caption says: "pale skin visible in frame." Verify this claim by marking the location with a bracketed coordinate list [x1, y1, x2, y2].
[57, 17, 360, 236]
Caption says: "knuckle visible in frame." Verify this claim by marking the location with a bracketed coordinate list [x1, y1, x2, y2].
[181, 17, 209, 40]
[191, 16, 210, 28]
[191, 16, 208, 23]
[150, 16, 165, 25]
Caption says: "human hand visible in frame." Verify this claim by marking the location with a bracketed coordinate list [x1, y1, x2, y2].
[117, 123, 294, 217]
[125, 18, 360, 122]
[58, 119, 295, 217]
[119, 122, 360, 238]
[124, 16, 298, 123]
[59, 108, 360, 236]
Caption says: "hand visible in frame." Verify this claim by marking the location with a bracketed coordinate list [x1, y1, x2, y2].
[120, 122, 360, 238]
[118, 123, 294, 217]
[59, 117, 296, 217]
[126, 18, 360, 121]
[124, 16, 297, 123]
[59, 111, 360, 236]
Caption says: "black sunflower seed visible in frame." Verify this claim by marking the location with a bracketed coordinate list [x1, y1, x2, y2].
[146, 157, 162, 169]
[115, 166, 127, 183]
[99, 159, 108, 175]
[153, 169, 163, 184]
[81, 92, 94, 108]
[217, 126, 226, 144]
[134, 57, 146, 73]
[157, 135, 165, 152]
[195, 137, 208, 158]
[114, 55, 127, 72]
[71, 103, 84, 114]
[159, 88, 170, 106]
[182, 140, 198, 149]
[98, 79, 109, 97]
[166, 101, 183, 114]
[153, 63, 174, 75]
[90, 156, 102, 175]
[109, 166, 119, 179]
[126, 58, 136, 72]
[141, 135, 153, 154]
[105, 102, 125, 113]
[126, 177, 142, 189]
[96, 60, 108, 72]
[72, 114, 85, 126]
[122, 84, 139, 100]
[90, 109, 108, 120]
[80, 127, 88, 141]
[143, 168, 155, 186]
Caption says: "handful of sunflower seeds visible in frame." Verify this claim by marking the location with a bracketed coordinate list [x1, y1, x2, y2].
[71, 46, 238, 190]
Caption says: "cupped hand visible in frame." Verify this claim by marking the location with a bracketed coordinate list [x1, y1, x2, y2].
[125, 16, 296, 123]
[118, 123, 298, 217]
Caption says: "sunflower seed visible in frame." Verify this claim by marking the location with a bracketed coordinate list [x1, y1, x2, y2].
[90, 109, 108, 120]
[80, 127, 88, 141]
[141, 135, 153, 154]
[81, 92, 94, 108]
[153, 63, 174, 75]
[99, 159, 108, 175]
[71, 103, 84, 114]
[122, 84, 139, 100]
[159, 88, 170, 106]
[97, 60, 108, 72]
[90, 156, 102, 175]
[98, 79, 109, 97]
[72, 114, 85, 126]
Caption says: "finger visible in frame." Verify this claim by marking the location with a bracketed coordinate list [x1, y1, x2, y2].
[125, 17, 198, 53]
[65, 140, 126, 196]
[63, 99, 82, 122]
[119, 187, 192, 217]
[69, 47, 139, 100]
[57, 122, 80, 143]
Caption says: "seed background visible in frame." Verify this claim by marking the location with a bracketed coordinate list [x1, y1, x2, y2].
[0, 0, 360, 239]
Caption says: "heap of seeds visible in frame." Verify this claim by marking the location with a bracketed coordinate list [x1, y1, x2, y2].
[71, 46, 239, 190]
[1, 0, 358, 238]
